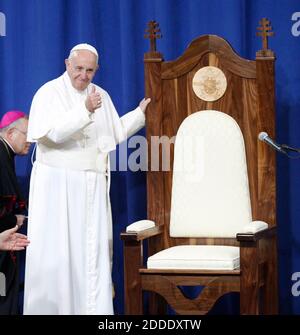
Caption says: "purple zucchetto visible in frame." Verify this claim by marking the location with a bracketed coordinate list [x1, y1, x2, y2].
[0, 110, 26, 129]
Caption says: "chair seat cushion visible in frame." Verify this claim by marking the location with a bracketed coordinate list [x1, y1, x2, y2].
[147, 245, 240, 270]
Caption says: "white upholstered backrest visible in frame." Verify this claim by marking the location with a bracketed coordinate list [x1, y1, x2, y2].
[170, 110, 252, 238]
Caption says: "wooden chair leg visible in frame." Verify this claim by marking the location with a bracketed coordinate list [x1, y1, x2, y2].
[124, 240, 143, 314]
[240, 243, 260, 315]
[262, 236, 278, 314]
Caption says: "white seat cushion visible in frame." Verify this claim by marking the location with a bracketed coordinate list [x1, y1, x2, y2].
[147, 245, 240, 270]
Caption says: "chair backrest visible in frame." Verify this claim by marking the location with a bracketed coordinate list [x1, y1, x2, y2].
[144, 33, 276, 250]
[170, 110, 252, 238]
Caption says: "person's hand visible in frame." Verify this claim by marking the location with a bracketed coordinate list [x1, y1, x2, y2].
[85, 86, 102, 113]
[0, 225, 30, 251]
[15, 214, 27, 228]
[139, 98, 151, 114]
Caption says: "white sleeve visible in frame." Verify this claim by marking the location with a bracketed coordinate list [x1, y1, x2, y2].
[46, 102, 93, 143]
[119, 107, 145, 140]
[91, 88, 146, 151]
[27, 86, 93, 144]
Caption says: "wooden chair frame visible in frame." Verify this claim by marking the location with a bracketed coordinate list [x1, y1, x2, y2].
[121, 22, 278, 315]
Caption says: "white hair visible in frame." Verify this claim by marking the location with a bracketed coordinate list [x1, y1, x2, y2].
[0, 117, 28, 135]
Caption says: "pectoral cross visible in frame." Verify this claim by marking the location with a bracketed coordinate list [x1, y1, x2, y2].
[144, 21, 162, 52]
[256, 18, 274, 50]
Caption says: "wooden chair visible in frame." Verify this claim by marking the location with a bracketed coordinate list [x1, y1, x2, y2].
[121, 19, 278, 315]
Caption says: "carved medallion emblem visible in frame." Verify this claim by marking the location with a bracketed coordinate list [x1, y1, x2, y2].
[192, 66, 227, 102]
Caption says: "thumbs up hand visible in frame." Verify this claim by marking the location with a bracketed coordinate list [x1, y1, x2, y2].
[85, 85, 102, 113]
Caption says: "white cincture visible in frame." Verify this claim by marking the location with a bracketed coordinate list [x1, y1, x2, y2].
[36, 147, 108, 173]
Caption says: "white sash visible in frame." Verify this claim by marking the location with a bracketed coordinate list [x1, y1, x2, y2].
[36, 147, 108, 173]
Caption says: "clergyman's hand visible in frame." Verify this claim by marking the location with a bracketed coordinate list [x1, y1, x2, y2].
[85, 86, 102, 113]
[139, 98, 151, 114]
[0, 225, 30, 251]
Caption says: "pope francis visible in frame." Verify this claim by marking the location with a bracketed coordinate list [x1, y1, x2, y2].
[23, 43, 150, 314]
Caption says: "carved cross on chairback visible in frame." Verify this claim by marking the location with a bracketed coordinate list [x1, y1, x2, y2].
[256, 18, 275, 58]
[144, 20, 162, 52]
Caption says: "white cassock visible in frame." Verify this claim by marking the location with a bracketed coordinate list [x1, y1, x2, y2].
[23, 72, 145, 315]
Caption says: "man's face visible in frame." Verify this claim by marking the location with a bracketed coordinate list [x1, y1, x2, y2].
[65, 50, 99, 91]
[9, 119, 31, 155]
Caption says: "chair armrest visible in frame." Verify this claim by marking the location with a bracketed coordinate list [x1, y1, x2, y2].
[126, 219, 155, 232]
[121, 225, 163, 242]
[236, 225, 276, 242]
[239, 220, 268, 234]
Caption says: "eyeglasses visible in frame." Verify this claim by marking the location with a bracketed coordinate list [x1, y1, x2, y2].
[13, 128, 27, 136]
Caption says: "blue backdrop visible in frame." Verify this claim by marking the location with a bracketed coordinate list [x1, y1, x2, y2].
[1, 0, 300, 314]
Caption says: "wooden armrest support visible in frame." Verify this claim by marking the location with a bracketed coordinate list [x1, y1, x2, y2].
[236, 226, 276, 242]
[120, 225, 164, 242]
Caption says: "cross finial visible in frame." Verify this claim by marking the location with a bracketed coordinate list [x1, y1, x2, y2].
[256, 18, 274, 50]
[144, 21, 161, 52]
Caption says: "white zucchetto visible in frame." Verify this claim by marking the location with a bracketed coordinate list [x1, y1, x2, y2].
[70, 43, 99, 58]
